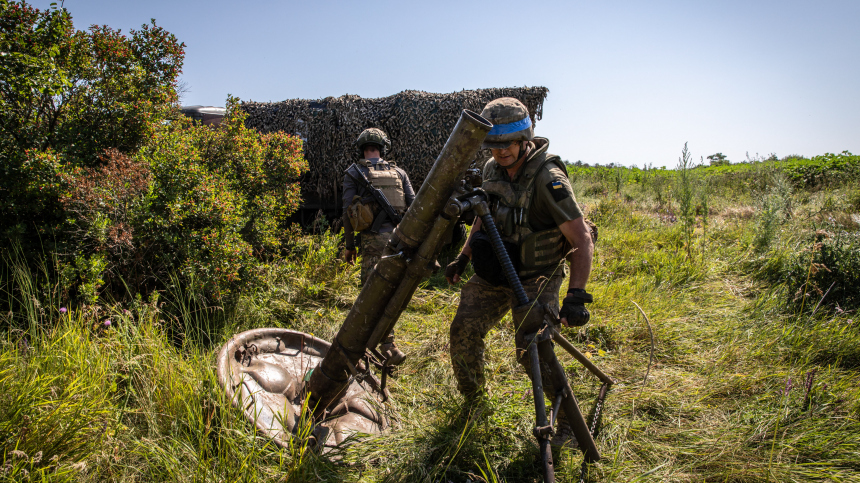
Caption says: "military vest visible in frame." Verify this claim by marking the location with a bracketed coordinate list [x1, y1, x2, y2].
[358, 159, 407, 213]
[482, 144, 570, 279]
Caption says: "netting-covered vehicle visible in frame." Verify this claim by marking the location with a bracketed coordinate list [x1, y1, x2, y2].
[241, 87, 549, 227]
[179, 105, 226, 126]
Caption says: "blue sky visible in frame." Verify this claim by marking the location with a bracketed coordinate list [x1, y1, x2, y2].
[44, 0, 859, 167]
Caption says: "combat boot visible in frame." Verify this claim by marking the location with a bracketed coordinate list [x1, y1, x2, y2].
[550, 411, 579, 451]
[380, 335, 407, 366]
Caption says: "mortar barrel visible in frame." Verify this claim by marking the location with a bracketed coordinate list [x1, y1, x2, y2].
[307, 110, 491, 412]
[390, 110, 492, 250]
[366, 212, 459, 350]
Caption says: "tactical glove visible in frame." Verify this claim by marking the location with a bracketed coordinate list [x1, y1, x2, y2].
[559, 289, 593, 326]
[445, 253, 470, 284]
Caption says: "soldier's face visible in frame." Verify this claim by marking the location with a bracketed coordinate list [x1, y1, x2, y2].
[491, 141, 521, 167]
[363, 146, 381, 159]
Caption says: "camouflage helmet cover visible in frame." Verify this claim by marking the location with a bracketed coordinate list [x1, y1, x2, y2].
[480, 97, 534, 149]
[355, 128, 391, 156]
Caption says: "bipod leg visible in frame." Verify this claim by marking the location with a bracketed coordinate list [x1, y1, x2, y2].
[552, 328, 614, 386]
[526, 335, 555, 483]
[537, 329, 601, 463]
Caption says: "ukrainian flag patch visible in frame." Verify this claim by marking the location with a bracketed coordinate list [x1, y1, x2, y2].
[546, 180, 570, 202]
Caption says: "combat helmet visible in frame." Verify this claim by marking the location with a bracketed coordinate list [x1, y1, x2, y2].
[355, 128, 391, 157]
[480, 97, 534, 149]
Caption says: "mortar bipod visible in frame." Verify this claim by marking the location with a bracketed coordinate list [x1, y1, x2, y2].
[464, 195, 612, 483]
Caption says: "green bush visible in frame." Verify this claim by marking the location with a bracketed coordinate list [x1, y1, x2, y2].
[62, 98, 308, 300]
[1, 3, 307, 304]
[758, 228, 860, 313]
[0, 1, 184, 250]
[782, 151, 860, 188]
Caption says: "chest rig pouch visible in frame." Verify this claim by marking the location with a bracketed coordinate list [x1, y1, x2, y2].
[360, 160, 407, 212]
[345, 160, 407, 232]
[481, 149, 570, 280]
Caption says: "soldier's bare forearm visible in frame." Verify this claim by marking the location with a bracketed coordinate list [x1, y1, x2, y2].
[559, 217, 594, 290]
[568, 245, 592, 289]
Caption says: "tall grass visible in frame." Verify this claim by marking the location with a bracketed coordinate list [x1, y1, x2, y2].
[3, 169, 860, 482]
[674, 143, 697, 259]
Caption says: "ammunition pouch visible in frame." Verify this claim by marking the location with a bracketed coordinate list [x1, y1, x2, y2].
[470, 230, 519, 287]
[347, 195, 377, 232]
[518, 227, 570, 278]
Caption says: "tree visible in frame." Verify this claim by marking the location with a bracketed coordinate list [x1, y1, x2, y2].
[0, 0, 184, 246]
[707, 152, 730, 166]
[1, 2, 308, 304]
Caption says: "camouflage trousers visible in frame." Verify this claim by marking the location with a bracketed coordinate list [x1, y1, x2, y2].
[449, 272, 565, 399]
[359, 231, 391, 285]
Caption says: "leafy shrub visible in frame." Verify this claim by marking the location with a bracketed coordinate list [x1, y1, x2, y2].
[695, 152, 859, 193]
[758, 229, 860, 313]
[0, 0, 184, 252]
[60, 149, 150, 300]
[62, 99, 308, 300]
[797, 230, 860, 311]
[781, 151, 860, 188]
[1, 3, 307, 302]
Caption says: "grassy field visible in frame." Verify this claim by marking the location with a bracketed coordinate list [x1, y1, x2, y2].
[2, 161, 860, 482]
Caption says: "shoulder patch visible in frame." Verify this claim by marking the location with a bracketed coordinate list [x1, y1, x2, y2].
[546, 180, 570, 202]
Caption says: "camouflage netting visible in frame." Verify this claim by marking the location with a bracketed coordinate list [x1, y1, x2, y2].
[241, 87, 549, 213]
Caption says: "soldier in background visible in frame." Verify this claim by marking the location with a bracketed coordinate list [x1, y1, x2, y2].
[342, 128, 415, 365]
[444, 98, 595, 451]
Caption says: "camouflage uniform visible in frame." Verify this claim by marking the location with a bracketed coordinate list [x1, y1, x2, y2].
[342, 129, 415, 364]
[358, 231, 392, 285]
[449, 137, 582, 398]
[342, 129, 415, 284]
[450, 271, 566, 397]
[447, 98, 592, 454]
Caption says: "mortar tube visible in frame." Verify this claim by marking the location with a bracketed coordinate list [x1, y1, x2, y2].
[369, 195, 473, 347]
[366, 211, 460, 350]
[391, 110, 493, 251]
[307, 110, 491, 414]
[307, 255, 408, 412]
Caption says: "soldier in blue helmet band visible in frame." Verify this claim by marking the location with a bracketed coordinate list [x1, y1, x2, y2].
[444, 97, 595, 451]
